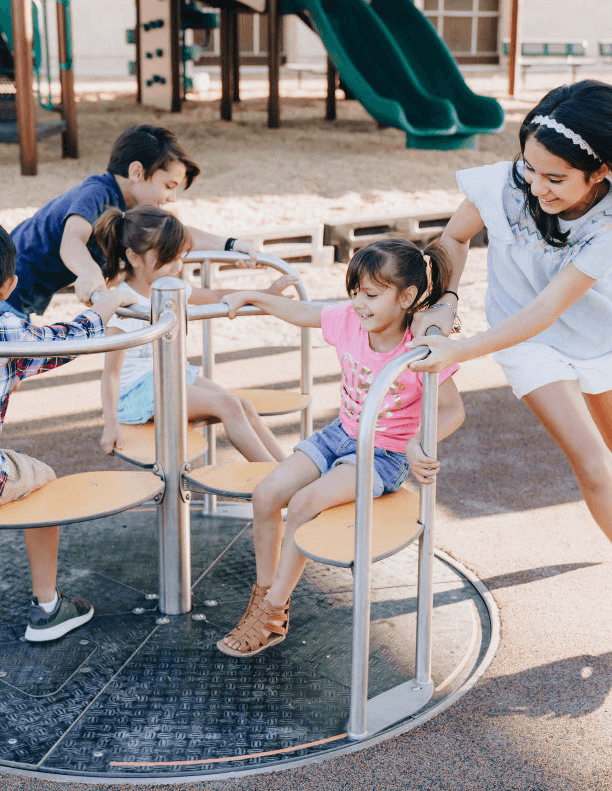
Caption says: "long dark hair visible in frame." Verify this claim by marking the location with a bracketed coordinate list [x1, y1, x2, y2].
[94, 205, 191, 282]
[512, 80, 612, 247]
[345, 238, 450, 328]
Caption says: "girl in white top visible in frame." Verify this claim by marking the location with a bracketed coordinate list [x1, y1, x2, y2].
[95, 205, 294, 462]
[409, 80, 612, 543]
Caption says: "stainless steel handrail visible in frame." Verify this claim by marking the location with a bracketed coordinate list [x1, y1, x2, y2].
[348, 327, 441, 739]
[0, 310, 176, 357]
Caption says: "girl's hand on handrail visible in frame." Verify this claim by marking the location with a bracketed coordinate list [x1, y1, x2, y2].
[100, 423, 123, 456]
[91, 289, 136, 325]
[222, 291, 252, 319]
[406, 334, 463, 373]
[266, 274, 299, 296]
[405, 435, 440, 485]
[410, 303, 455, 337]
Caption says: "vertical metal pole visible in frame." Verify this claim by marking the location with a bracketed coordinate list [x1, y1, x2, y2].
[11, 0, 37, 175]
[201, 259, 217, 513]
[326, 56, 337, 121]
[300, 326, 312, 439]
[347, 419, 375, 740]
[415, 370, 438, 685]
[152, 277, 191, 615]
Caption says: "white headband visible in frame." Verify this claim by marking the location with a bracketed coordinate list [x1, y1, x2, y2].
[532, 115, 601, 161]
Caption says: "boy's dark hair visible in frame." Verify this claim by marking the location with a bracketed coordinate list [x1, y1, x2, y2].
[107, 125, 200, 189]
[0, 225, 16, 285]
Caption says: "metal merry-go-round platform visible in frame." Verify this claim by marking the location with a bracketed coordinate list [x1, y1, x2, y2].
[0, 253, 499, 784]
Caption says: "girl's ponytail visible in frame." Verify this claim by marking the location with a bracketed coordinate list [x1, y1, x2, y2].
[419, 239, 451, 310]
[95, 208, 127, 282]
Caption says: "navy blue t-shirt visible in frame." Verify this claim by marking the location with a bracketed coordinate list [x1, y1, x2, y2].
[8, 173, 126, 315]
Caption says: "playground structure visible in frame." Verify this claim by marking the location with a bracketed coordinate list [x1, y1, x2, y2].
[0, 0, 77, 175]
[0, 252, 497, 781]
[132, 0, 503, 149]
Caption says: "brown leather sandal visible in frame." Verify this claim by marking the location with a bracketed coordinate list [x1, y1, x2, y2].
[235, 583, 270, 630]
[217, 595, 290, 657]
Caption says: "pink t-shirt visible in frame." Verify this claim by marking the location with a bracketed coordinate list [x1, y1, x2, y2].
[321, 302, 458, 453]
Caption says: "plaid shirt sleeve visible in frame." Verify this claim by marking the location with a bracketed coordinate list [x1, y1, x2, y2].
[0, 309, 104, 497]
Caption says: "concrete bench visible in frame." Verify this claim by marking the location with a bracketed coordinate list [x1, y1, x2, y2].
[503, 40, 595, 84]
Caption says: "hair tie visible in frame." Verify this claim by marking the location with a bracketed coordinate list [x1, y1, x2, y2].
[532, 115, 601, 162]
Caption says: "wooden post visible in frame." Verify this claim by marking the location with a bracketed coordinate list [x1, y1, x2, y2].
[231, 10, 240, 103]
[11, 0, 37, 175]
[220, 6, 232, 120]
[56, 0, 78, 158]
[326, 56, 337, 121]
[267, 0, 280, 128]
[508, 0, 520, 97]
[169, 0, 181, 111]
[135, 0, 141, 103]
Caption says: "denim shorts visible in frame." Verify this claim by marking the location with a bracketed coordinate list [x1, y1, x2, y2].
[295, 417, 410, 498]
[117, 365, 200, 424]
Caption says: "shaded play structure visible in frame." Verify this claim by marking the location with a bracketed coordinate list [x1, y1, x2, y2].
[0, 0, 77, 175]
[134, 0, 503, 149]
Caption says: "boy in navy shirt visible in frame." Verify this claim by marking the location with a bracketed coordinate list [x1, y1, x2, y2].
[7, 124, 251, 317]
[0, 226, 133, 641]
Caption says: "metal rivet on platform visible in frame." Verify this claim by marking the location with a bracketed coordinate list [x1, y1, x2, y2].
[8, 738, 16, 745]
[93, 751, 104, 758]
[192, 613, 207, 621]
[203, 599, 218, 607]
[145, 593, 159, 600]
[79, 639, 89, 645]
[0, 671, 7, 678]
[80, 667, 91, 673]
[156, 616, 170, 625]
[132, 607, 145, 614]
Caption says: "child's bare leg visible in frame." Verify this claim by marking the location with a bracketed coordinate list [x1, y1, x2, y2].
[222, 461, 357, 653]
[251, 451, 322, 586]
[187, 378, 276, 462]
[24, 526, 59, 603]
[266, 462, 357, 607]
[239, 397, 285, 461]
[524, 380, 612, 542]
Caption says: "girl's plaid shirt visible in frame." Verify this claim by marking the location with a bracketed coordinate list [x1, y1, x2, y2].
[0, 308, 104, 495]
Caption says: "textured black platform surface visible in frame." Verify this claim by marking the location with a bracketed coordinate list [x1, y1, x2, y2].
[0, 505, 494, 781]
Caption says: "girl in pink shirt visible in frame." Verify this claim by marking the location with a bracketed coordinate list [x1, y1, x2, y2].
[219, 238, 465, 657]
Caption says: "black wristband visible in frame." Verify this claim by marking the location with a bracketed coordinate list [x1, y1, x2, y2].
[444, 290, 459, 301]
[224, 237, 237, 251]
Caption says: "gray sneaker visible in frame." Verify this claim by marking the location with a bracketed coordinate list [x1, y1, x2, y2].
[24, 592, 94, 642]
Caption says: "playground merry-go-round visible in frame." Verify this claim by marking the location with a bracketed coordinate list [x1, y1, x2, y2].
[0, 252, 499, 783]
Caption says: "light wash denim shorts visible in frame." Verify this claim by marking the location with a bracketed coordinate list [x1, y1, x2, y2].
[117, 365, 200, 424]
[295, 417, 410, 498]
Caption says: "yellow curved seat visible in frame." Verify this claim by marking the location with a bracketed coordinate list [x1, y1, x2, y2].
[293, 486, 422, 568]
[0, 471, 164, 529]
[229, 388, 311, 416]
[184, 461, 278, 499]
[113, 423, 208, 468]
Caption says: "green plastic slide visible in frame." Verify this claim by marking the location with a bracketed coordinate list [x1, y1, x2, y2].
[282, 0, 504, 149]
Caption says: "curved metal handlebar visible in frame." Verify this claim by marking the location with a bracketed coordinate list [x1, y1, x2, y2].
[0, 309, 177, 358]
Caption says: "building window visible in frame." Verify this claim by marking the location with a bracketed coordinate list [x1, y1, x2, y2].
[419, 0, 500, 64]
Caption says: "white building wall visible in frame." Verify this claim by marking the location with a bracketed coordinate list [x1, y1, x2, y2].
[500, 0, 611, 58]
[51, 2, 612, 80]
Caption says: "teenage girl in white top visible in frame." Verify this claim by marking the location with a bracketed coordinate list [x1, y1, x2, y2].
[410, 80, 612, 543]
